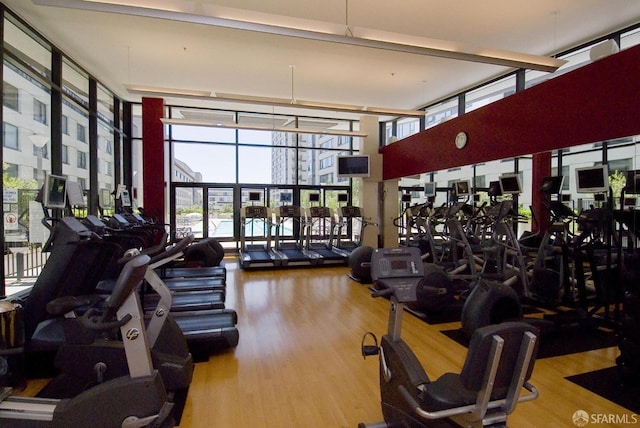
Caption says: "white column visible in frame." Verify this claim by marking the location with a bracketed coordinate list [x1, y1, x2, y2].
[358, 116, 398, 248]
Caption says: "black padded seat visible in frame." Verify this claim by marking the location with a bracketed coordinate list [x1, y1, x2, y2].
[418, 322, 539, 414]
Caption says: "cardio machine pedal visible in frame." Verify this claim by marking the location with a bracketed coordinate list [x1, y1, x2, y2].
[361, 332, 379, 358]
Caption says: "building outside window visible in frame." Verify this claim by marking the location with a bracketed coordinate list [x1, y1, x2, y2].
[3, 82, 19, 111]
[33, 99, 47, 124]
[3, 122, 19, 150]
[76, 123, 86, 143]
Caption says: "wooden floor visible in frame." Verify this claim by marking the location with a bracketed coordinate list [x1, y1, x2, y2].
[175, 259, 631, 428]
[17, 259, 631, 427]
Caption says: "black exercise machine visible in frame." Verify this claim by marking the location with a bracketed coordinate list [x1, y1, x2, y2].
[304, 206, 348, 265]
[143, 239, 239, 353]
[273, 205, 320, 266]
[0, 255, 176, 427]
[360, 247, 539, 428]
[239, 205, 281, 268]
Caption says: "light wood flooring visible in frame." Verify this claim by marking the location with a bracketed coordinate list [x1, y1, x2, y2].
[177, 260, 631, 428]
[17, 259, 632, 427]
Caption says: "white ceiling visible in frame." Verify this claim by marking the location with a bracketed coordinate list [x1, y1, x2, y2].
[4, 1, 640, 119]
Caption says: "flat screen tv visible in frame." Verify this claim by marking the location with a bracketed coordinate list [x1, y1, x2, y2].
[499, 173, 522, 195]
[401, 193, 411, 202]
[424, 182, 436, 198]
[248, 191, 261, 201]
[337, 155, 370, 178]
[43, 174, 67, 209]
[309, 193, 320, 203]
[338, 193, 349, 203]
[487, 181, 502, 197]
[575, 165, 609, 194]
[454, 180, 471, 197]
[280, 192, 292, 203]
[540, 176, 565, 195]
[624, 170, 640, 194]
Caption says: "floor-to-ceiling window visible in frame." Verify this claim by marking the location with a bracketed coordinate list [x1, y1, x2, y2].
[1, 6, 124, 294]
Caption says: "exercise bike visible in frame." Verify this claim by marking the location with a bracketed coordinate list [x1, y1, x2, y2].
[0, 254, 175, 427]
[360, 247, 539, 428]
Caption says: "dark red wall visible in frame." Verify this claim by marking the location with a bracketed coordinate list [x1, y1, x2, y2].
[382, 44, 640, 180]
[142, 97, 165, 224]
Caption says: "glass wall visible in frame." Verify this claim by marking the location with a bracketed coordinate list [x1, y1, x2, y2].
[157, 107, 362, 248]
[2, 7, 123, 291]
[2, 14, 53, 281]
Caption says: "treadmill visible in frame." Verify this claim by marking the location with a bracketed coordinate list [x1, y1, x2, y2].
[273, 205, 320, 267]
[239, 205, 281, 268]
[157, 238, 227, 281]
[141, 235, 226, 313]
[304, 206, 348, 265]
[334, 205, 366, 256]
[143, 239, 239, 352]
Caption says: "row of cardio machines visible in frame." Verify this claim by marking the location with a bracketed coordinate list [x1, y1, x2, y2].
[0, 215, 218, 426]
[83, 212, 239, 357]
[239, 204, 366, 268]
[10, 212, 237, 376]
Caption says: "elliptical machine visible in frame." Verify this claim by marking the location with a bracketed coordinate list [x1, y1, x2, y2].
[360, 247, 539, 428]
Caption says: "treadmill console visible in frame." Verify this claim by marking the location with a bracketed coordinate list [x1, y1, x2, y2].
[278, 205, 302, 217]
[243, 206, 268, 218]
[340, 206, 361, 217]
[309, 206, 332, 217]
[371, 247, 424, 303]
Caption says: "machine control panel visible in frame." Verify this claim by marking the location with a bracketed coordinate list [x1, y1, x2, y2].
[370, 247, 424, 304]
[340, 206, 362, 217]
[371, 248, 424, 280]
[309, 206, 332, 217]
[278, 205, 301, 217]
[243, 206, 269, 218]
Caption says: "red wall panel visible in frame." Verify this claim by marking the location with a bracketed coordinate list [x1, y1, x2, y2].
[382, 44, 640, 180]
[142, 97, 166, 224]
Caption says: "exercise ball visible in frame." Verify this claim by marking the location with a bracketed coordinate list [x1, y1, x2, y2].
[461, 280, 523, 339]
[349, 246, 373, 283]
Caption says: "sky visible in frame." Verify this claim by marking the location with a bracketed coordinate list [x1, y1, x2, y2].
[171, 125, 274, 183]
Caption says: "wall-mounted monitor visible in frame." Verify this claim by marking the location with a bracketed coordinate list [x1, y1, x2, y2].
[280, 192, 292, 203]
[487, 181, 502, 197]
[337, 193, 349, 203]
[575, 165, 609, 194]
[248, 191, 261, 201]
[499, 173, 522, 195]
[401, 193, 412, 202]
[43, 174, 67, 209]
[309, 193, 320, 203]
[424, 182, 436, 198]
[540, 176, 565, 195]
[624, 170, 640, 194]
[454, 180, 471, 197]
[337, 155, 370, 178]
